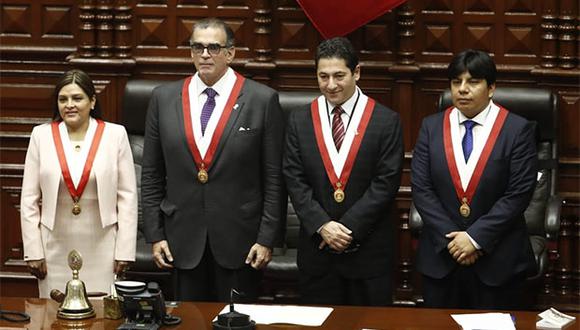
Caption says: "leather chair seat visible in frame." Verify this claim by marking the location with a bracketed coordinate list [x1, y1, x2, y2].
[266, 249, 299, 280]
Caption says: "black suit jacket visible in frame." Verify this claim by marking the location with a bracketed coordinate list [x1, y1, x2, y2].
[141, 76, 286, 270]
[283, 100, 403, 279]
[411, 107, 537, 286]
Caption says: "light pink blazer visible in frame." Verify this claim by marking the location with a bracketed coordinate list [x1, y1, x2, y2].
[20, 121, 138, 262]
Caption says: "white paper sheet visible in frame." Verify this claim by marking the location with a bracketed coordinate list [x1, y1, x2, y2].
[451, 312, 515, 330]
[213, 304, 333, 326]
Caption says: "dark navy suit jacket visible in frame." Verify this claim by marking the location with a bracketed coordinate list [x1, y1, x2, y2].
[411, 106, 537, 286]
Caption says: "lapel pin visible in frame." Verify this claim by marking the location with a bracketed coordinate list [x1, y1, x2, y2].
[233, 104, 239, 110]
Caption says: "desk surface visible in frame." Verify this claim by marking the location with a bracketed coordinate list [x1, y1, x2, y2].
[0, 297, 576, 329]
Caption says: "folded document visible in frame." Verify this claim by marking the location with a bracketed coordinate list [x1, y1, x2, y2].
[537, 308, 576, 330]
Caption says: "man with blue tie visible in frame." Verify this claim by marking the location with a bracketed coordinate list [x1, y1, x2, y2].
[411, 49, 538, 309]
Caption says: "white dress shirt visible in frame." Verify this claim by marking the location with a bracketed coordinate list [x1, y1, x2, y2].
[188, 67, 236, 157]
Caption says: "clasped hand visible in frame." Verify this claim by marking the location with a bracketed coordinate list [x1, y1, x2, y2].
[446, 231, 482, 266]
[319, 221, 353, 253]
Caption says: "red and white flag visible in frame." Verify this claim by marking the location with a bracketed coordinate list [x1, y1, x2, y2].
[297, 0, 408, 38]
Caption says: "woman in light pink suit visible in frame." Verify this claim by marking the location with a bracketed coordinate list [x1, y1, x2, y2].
[20, 69, 138, 298]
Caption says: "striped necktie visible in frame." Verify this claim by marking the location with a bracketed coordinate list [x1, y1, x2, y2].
[332, 106, 345, 150]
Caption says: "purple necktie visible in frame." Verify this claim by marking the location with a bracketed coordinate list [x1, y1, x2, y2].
[462, 120, 476, 162]
[200, 88, 217, 135]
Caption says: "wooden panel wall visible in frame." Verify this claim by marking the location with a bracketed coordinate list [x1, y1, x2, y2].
[1, 0, 578, 309]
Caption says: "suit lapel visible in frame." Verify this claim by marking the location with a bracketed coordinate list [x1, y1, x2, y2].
[176, 82, 195, 163]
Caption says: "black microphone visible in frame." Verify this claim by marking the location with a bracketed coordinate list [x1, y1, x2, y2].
[212, 288, 255, 330]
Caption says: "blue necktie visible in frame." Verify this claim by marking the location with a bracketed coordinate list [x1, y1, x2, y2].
[462, 120, 476, 162]
[200, 88, 217, 135]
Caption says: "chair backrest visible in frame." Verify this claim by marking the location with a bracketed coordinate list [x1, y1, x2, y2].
[436, 88, 558, 237]
[122, 80, 168, 232]
[122, 80, 168, 135]
[277, 91, 318, 248]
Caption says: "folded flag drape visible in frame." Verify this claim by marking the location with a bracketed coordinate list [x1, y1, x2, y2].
[297, 0, 408, 39]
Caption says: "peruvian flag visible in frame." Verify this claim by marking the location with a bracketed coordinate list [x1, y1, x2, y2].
[297, 0, 408, 38]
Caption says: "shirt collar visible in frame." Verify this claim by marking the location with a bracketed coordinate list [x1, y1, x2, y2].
[457, 100, 492, 126]
[326, 86, 360, 117]
[194, 67, 234, 98]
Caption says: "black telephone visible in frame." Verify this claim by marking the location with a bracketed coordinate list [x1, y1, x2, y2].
[116, 282, 180, 330]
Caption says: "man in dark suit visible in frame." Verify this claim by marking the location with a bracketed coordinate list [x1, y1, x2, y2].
[283, 37, 403, 306]
[141, 18, 285, 302]
[411, 49, 537, 309]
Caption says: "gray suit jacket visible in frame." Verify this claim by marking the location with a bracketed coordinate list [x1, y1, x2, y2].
[142, 75, 286, 270]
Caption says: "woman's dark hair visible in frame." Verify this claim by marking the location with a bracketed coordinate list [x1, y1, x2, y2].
[52, 69, 102, 121]
[447, 49, 496, 86]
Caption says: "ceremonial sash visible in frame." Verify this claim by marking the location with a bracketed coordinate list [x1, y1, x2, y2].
[51, 119, 105, 215]
[443, 106, 508, 216]
[311, 98, 375, 202]
[182, 72, 245, 183]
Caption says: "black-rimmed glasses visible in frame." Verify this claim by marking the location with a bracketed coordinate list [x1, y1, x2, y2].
[190, 42, 229, 56]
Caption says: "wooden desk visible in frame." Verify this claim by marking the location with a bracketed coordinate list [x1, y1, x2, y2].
[0, 297, 576, 329]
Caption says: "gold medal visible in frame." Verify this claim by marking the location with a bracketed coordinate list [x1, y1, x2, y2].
[459, 197, 470, 218]
[334, 188, 345, 203]
[198, 169, 208, 184]
[72, 202, 81, 215]
[334, 182, 345, 203]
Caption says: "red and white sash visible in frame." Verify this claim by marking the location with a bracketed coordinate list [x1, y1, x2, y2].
[51, 119, 105, 209]
[443, 106, 508, 208]
[311, 95, 375, 200]
[182, 72, 245, 177]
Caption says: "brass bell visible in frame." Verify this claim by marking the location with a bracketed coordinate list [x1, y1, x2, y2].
[54, 250, 95, 319]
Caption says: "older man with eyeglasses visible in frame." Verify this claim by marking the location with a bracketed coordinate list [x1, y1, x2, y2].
[141, 17, 286, 302]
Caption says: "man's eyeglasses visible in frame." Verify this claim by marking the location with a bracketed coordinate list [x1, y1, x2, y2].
[190, 42, 229, 56]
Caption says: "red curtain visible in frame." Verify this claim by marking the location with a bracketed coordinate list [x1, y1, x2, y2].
[297, 0, 408, 39]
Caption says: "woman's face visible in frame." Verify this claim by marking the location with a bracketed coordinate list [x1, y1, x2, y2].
[57, 83, 95, 129]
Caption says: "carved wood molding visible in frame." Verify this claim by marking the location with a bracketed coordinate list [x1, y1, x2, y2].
[541, 0, 579, 69]
[79, 0, 96, 58]
[396, 2, 415, 65]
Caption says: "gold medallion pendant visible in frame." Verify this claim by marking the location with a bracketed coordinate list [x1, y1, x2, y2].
[198, 169, 208, 184]
[334, 188, 345, 203]
[72, 202, 81, 215]
[459, 197, 470, 218]
[334, 182, 345, 203]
